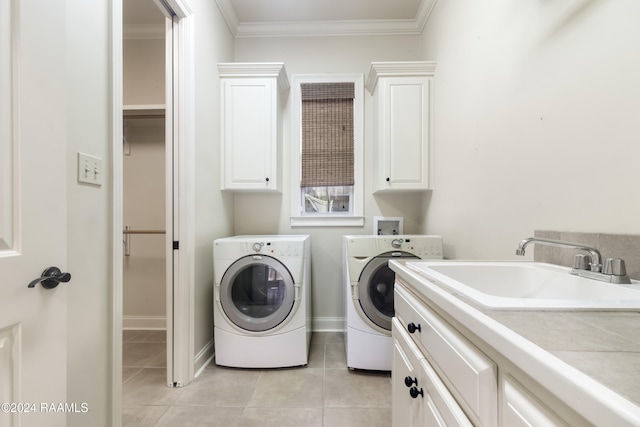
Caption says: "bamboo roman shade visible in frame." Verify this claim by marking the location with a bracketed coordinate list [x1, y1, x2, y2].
[300, 82, 355, 187]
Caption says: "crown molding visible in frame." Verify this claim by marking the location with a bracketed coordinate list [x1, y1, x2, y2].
[235, 19, 421, 38]
[215, 0, 239, 35]
[216, 0, 437, 38]
[365, 61, 437, 93]
[415, 0, 437, 33]
[217, 62, 290, 91]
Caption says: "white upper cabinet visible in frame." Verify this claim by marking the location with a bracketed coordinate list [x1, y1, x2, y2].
[366, 62, 436, 193]
[218, 63, 289, 192]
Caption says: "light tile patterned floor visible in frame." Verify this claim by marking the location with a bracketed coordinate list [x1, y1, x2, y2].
[123, 331, 392, 426]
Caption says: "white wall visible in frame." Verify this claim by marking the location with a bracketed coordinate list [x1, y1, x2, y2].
[65, 0, 112, 425]
[123, 38, 164, 105]
[419, 0, 640, 259]
[233, 35, 425, 328]
[191, 0, 235, 362]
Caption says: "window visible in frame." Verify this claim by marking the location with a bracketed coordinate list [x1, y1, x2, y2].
[290, 75, 364, 227]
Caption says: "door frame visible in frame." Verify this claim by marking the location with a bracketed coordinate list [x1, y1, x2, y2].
[111, 0, 194, 423]
[162, 1, 195, 388]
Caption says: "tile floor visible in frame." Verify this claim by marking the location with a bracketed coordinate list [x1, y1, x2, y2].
[123, 330, 392, 426]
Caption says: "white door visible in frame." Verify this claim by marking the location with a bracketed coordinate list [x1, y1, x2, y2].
[0, 1, 68, 426]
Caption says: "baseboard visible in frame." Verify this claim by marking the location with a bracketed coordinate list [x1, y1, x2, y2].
[312, 316, 344, 332]
[122, 315, 166, 330]
[194, 338, 214, 378]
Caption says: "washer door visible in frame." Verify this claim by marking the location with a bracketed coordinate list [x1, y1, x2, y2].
[220, 255, 296, 332]
[357, 252, 419, 331]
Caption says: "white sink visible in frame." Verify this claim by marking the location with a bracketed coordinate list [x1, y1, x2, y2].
[406, 261, 640, 310]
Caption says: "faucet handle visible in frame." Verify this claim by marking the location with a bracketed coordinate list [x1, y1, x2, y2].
[603, 258, 627, 276]
[573, 254, 592, 271]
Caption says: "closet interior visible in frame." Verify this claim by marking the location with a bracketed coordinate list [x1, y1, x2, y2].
[122, 0, 167, 349]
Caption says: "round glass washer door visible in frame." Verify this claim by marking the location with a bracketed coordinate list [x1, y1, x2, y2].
[219, 255, 295, 332]
[357, 252, 419, 331]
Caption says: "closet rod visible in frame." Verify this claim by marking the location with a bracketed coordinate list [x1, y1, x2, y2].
[123, 229, 166, 235]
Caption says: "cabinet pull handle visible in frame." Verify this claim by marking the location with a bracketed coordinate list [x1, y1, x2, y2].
[404, 376, 418, 388]
[410, 386, 424, 399]
[407, 322, 421, 334]
[265, 177, 270, 182]
[386, 177, 390, 182]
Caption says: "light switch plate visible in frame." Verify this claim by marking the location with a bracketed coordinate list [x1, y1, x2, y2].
[77, 152, 103, 186]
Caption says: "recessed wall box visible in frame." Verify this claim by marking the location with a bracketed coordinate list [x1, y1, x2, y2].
[373, 216, 403, 235]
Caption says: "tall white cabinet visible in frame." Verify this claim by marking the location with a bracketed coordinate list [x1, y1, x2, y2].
[218, 63, 289, 192]
[366, 62, 436, 193]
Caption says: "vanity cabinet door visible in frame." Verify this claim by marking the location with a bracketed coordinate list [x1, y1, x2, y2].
[393, 317, 473, 427]
[393, 318, 424, 427]
[420, 358, 473, 427]
[395, 284, 498, 426]
[502, 375, 571, 427]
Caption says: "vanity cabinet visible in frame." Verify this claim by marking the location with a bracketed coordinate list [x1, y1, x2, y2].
[366, 62, 436, 193]
[394, 284, 496, 426]
[393, 317, 473, 427]
[393, 276, 591, 427]
[218, 63, 289, 192]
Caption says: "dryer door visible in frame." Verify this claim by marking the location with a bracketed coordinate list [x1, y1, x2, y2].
[358, 252, 419, 331]
[219, 255, 296, 332]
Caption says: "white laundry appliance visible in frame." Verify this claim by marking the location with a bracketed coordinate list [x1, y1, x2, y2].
[343, 235, 443, 371]
[213, 235, 311, 368]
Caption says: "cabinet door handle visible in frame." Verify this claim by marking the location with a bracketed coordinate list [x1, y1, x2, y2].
[265, 177, 270, 182]
[410, 386, 424, 399]
[404, 376, 418, 388]
[386, 177, 390, 182]
[407, 322, 421, 334]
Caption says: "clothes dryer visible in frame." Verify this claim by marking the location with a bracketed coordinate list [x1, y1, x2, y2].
[213, 235, 311, 368]
[343, 235, 443, 370]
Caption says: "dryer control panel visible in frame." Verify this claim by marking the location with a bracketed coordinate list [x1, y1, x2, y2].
[243, 240, 304, 258]
[376, 236, 443, 259]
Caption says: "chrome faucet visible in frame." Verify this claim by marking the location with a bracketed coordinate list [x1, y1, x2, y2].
[516, 237, 602, 272]
[516, 237, 632, 284]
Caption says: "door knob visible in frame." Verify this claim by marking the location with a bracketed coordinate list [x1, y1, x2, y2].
[28, 267, 72, 289]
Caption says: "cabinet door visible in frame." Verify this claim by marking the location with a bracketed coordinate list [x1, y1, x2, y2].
[221, 78, 277, 191]
[395, 284, 498, 426]
[420, 359, 473, 427]
[377, 76, 430, 191]
[502, 375, 570, 427]
[392, 318, 424, 427]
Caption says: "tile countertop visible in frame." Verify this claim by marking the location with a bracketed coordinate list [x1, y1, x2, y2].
[390, 260, 640, 426]
[486, 310, 640, 407]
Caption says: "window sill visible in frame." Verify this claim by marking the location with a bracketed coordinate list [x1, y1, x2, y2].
[290, 215, 364, 227]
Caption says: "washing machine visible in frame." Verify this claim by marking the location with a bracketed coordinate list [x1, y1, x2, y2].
[343, 235, 443, 371]
[213, 235, 311, 368]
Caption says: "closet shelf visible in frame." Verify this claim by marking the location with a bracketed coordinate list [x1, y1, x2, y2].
[123, 104, 166, 119]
